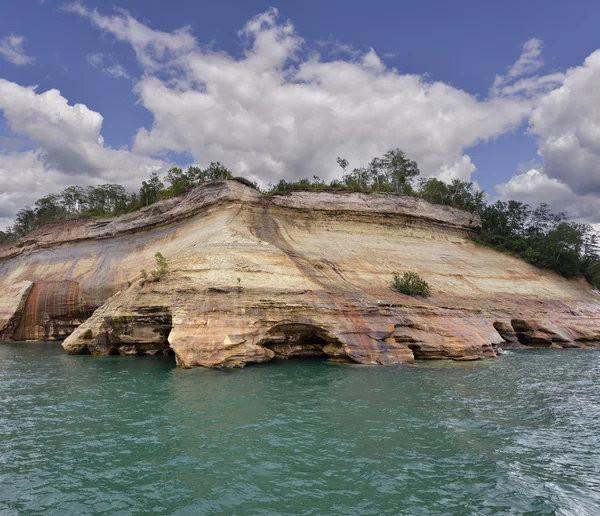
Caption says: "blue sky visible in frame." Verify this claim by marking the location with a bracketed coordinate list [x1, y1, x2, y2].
[1, 0, 600, 228]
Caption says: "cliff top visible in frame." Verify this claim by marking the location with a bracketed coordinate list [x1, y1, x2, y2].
[0, 180, 480, 259]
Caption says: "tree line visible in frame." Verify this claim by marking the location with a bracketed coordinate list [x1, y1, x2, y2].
[0, 162, 232, 240]
[265, 149, 486, 214]
[475, 201, 600, 284]
[1, 149, 599, 286]
[265, 150, 600, 284]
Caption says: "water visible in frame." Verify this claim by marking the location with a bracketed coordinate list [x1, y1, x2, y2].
[1, 344, 599, 515]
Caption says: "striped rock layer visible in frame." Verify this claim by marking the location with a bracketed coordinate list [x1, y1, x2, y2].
[1, 179, 600, 367]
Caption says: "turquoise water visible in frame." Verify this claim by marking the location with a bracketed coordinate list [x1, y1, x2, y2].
[1, 344, 599, 515]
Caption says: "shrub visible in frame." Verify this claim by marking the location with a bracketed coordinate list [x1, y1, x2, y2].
[151, 252, 169, 280]
[391, 271, 431, 297]
[141, 252, 169, 282]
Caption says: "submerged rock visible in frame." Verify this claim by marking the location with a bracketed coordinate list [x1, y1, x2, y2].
[2, 180, 600, 367]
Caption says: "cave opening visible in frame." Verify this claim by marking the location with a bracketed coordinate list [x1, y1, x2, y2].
[407, 343, 426, 359]
[260, 323, 343, 361]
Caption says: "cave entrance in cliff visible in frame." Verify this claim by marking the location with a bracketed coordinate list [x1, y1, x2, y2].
[260, 323, 343, 361]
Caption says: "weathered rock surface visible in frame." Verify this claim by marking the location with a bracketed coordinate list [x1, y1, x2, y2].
[1, 179, 600, 367]
[0, 280, 33, 340]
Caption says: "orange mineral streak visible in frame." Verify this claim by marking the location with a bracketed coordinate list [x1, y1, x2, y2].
[1, 180, 600, 366]
[13, 281, 89, 341]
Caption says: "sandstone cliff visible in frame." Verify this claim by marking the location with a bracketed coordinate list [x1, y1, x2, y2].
[1, 179, 599, 367]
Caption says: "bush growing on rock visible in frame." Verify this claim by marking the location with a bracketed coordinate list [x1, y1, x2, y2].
[391, 271, 431, 297]
[4, 148, 600, 289]
[151, 252, 169, 280]
[141, 252, 169, 282]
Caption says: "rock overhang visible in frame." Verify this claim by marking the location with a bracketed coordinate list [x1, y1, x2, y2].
[0, 180, 599, 367]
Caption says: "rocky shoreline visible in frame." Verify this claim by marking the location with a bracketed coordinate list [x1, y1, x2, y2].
[1, 180, 600, 367]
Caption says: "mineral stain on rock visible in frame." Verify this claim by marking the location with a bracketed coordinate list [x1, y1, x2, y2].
[1, 179, 600, 367]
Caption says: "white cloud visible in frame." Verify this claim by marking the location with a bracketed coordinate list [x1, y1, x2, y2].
[62, 2, 196, 70]
[491, 38, 546, 96]
[527, 50, 600, 196]
[86, 52, 130, 79]
[66, 6, 542, 187]
[361, 47, 385, 73]
[86, 52, 104, 67]
[0, 150, 87, 224]
[0, 34, 35, 66]
[2, 6, 598, 228]
[437, 155, 477, 183]
[103, 64, 130, 79]
[506, 38, 545, 80]
[0, 79, 168, 228]
[492, 45, 600, 224]
[496, 168, 600, 223]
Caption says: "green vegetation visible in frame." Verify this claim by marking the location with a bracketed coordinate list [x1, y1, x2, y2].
[2, 148, 599, 287]
[141, 252, 170, 282]
[266, 148, 421, 196]
[3, 162, 232, 239]
[391, 271, 432, 297]
[472, 201, 600, 285]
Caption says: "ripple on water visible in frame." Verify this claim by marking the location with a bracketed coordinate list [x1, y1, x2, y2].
[0, 343, 599, 515]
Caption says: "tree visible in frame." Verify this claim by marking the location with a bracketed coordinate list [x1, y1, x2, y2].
[186, 166, 206, 184]
[165, 167, 192, 196]
[206, 162, 232, 181]
[336, 157, 349, 184]
[418, 178, 485, 214]
[336, 157, 349, 172]
[140, 172, 165, 206]
[9, 207, 37, 237]
[344, 166, 370, 191]
[380, 148, 420, 194]
[60, 186, 87, 213]
[367, 157, 387, 191]
[151, 252, 169, 280]
[84, 184, 128, 215]
[141, 252, 170, 282]
[35, 194, 67, 225]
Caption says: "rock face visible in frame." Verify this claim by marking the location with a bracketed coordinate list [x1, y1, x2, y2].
[1, 179, 600, 367]
[0, 281, 33, 340]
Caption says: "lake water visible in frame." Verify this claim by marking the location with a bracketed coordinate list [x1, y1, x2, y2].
[1, 343, 599, 515]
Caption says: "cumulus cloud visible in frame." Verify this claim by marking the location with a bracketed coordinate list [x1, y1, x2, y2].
[0, 34, 35, 66]
[497, 168, 600, 224]
[526, 50, 600, 195]
[0, 79, 167, 228]
[0, 79, 163, 178]
[501, 39, 544, 80]
[3, 6, 599, 227]
[0, 150, 85, 223]
[495, 49, 600, 224]
[66, 5, 541, 187]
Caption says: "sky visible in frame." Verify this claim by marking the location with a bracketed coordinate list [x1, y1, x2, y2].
[1, 0, 600, 230]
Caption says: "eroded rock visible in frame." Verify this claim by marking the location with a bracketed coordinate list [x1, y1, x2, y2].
[0, 281, 33, 341]
[63, 291, 172, 356]
[1, 180, 600, 366]
[510, 318, 574, 348]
